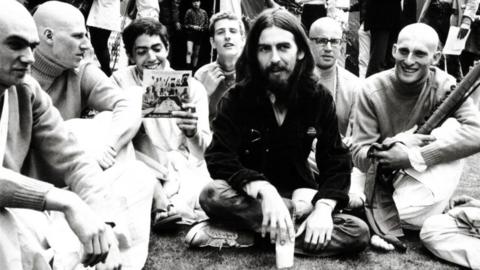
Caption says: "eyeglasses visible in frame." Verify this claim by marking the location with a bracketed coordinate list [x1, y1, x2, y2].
[309, 37, 343, 47]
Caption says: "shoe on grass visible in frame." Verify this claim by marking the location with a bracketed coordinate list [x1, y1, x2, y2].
[185, 221, 254, 249]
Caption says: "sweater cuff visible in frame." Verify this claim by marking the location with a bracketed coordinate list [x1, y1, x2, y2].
[420, 143, 442, 167]
[11, 181, 54, 211]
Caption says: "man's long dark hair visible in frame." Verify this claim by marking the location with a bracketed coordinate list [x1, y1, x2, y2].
[236, 8, 318, 103]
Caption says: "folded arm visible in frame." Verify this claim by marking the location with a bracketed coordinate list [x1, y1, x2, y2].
[82, 64, 142, 166]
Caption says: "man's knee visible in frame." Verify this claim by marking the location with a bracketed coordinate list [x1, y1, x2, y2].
[199, 180, 232, 214]
[419, 214, 447, 245]
[334, 214, 370, 251]
[398, 202, 448, 230]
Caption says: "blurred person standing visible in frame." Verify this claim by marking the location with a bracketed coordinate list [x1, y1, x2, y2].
[87, 0, 121, 76]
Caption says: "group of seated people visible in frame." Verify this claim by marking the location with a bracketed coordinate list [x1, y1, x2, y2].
[1, 0, 480, 269]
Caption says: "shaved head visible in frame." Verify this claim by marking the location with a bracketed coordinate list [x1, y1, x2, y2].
[33, 1, 90, 69]
[0, 0, 36, 27]
[397, 23, 439, 52]
[393, 23, 441, 85]
[33, 1, 85, 34]
[309, 17, 343, 37]
[0, 0, 39, 90]
[309, 17, 343, 69]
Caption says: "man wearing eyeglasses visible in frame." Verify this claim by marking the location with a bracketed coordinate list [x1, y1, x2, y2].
[309, 17, 359, 140]
[308, 17, 365, 209]
[351, 23, 480, 250]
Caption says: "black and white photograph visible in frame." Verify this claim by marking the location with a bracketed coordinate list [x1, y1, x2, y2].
[3, 0, 480, 269]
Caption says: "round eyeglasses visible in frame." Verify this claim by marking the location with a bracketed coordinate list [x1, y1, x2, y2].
[309, 37, 343, 47]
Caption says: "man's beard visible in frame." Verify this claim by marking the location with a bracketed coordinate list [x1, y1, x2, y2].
[262, 64, 292, 104]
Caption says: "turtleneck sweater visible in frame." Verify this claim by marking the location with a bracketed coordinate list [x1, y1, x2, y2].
[31, 50, 141, 153]
[352, 67, 480, 172]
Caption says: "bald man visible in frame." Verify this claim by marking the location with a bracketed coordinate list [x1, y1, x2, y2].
[309, 17, 359, 139]
[30, 2, 156, 269]
[32, 1, 141, 171]
[308, 17, 365, 208]
[0, 1, 120, 269]
[351, 23, 480, 248]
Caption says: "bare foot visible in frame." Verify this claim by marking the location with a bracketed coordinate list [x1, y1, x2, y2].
[370, 235, 395, 251]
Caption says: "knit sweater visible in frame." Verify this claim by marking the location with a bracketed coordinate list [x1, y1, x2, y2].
[351, 67, 480, 172]
[31, 51, 141, 153]
[111, 65, 211, 162]
[0, 75, 105, 213]
[194, 61, 236, 122]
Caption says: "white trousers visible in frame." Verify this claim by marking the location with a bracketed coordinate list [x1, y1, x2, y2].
[65, 112, 156, 269]
[0, 112, 156, 270]
[0, 208, 86, 270]
[393, 119, 464, 229]
[421, 207, 480, 269]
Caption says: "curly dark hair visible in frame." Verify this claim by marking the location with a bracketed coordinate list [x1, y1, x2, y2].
[122, 18, 169, 57]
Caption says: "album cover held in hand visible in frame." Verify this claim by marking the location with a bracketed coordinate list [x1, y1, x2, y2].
[142, 70, 191, 117]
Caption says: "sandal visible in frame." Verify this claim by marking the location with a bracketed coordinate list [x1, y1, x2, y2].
[152, 204, 182, 232]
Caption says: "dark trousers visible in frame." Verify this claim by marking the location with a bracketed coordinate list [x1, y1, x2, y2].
[89, 27, 112, 76]
[366, 29, 398, 77]
[199, 180, 370, 256]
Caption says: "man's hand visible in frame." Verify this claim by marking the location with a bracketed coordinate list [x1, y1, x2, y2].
[62, 195, 111, 267]
[44, 189, 116, 267]
[203, 65, 225, 94]
[449, 194, 480, 209]
[96, 145, 117, 170]
[369, 143, 410, 170]
[391, 125, 436, 148]
[95, 227, 122, 270]
[258, 185, 295, 244]
[171, 104, 198, 138]
[295, 203, 333, 251]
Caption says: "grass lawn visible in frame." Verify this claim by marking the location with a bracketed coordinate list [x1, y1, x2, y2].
[144, 154, 480, 270]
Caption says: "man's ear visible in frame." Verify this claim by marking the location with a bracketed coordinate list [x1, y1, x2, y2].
[44, 29, 54, 45]
[297, 50, 305, 60]
[391, 43, 398, 58]
[432, 50, 442, 65]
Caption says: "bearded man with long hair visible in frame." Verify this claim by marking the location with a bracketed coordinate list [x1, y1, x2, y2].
[185, 8, 369, 257]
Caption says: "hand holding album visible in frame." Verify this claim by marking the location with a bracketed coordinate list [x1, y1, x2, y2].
[141, 70, 192, 118]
